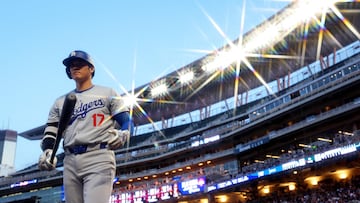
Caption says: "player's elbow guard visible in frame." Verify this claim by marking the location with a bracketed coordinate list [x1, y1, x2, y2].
[41, 124, 58, 151]
[114, 111, 134, 135]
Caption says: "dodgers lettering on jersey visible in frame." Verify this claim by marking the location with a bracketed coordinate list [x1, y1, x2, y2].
[70, 99, 106, 124]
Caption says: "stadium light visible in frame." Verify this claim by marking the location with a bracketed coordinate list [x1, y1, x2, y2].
[178, 70, 194, 84]
[243, 0, 337, 52]
[262, 187, 270, 194]
[317, 137, 332, 143]
[202, 0, 338, 75]
[334, 169, 350, 180]
[151, 82, 168, 98]
[338, 172, 348, 179]
[123, 94, 138, 107]
[202, 49, 245, 73]
[305, 176, 320, 186]
[298, 143, 312, 148]
[217, 195, 228, 202]
[266, 154, 280, 159]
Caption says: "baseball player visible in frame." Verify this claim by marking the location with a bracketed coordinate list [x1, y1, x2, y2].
[38, 50, 133, 203]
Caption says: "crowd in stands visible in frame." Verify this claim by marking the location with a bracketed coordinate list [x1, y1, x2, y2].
[109, 130, 360, 202]
[241, 130, 360, 176]
[247, 175, 360, 203]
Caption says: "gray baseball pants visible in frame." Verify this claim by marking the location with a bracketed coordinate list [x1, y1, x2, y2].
[63, 149, 116, 203]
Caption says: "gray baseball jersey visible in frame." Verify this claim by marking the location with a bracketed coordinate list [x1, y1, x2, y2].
[45, 85, 128, 148]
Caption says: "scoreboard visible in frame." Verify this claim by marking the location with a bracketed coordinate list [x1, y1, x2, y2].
[110, 176, 206, 203]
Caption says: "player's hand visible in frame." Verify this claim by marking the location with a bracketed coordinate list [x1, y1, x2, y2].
[108, 129, 129, 150]
[38, 149, 57, 171]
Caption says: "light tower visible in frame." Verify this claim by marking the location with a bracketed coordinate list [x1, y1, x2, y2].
[0, 130, 17, 177]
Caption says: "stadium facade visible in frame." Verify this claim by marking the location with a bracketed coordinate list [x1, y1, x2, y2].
[1, 1, 360, 203]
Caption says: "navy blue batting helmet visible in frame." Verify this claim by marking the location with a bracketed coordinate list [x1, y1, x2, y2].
[63, 50, 95, 79]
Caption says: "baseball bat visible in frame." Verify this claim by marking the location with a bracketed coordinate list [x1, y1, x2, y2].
[49, 93, 77, 164]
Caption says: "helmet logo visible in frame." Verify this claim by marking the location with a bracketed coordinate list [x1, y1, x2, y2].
[70, 51, 77, 57]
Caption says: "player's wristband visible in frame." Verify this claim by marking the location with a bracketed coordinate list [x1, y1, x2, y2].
[41, 136, 55, 151]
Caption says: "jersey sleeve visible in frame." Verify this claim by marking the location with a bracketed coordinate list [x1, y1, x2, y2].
[113, 111, 134, 135]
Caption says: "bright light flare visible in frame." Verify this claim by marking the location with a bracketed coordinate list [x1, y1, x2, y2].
[151, 83, 168, 97]
[197, 0, 343, 101]
[178, 70, 194, 85]
[122, 93, 138, 108]
[202, 49, 245, 73]
[243, 0, 338, 53]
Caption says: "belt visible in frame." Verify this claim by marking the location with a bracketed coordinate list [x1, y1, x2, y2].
[65, 142, 108, 155]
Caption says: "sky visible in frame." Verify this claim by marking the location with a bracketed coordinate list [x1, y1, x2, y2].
[0, 0, 289, 171]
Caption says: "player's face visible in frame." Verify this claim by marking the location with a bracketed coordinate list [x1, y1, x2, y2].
[68, 60, 94, 81]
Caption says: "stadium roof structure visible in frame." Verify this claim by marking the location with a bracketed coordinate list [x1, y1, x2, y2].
[20, 0, 360, 140]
